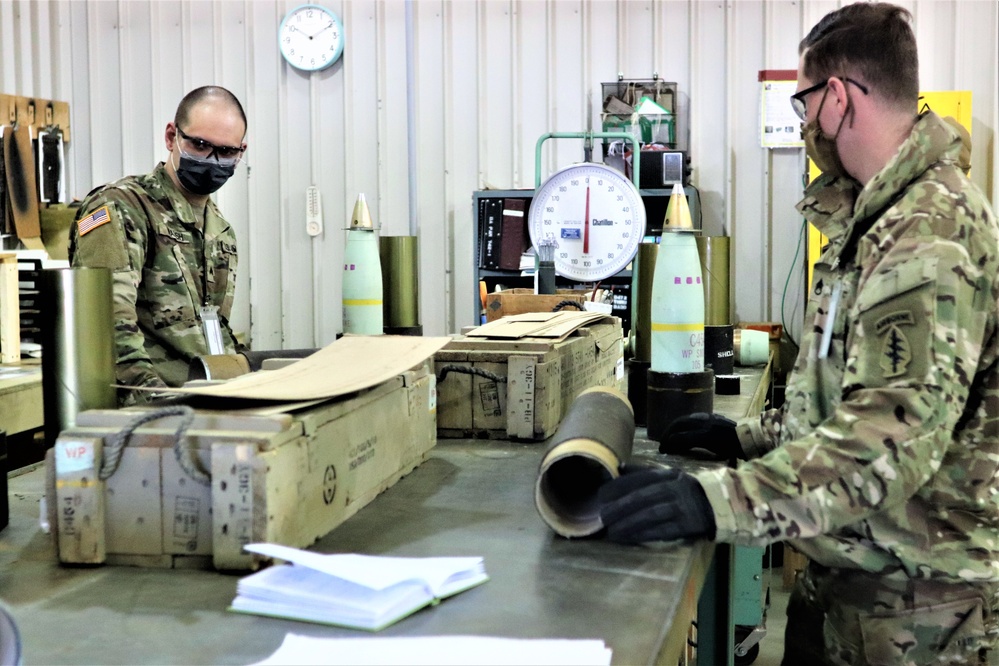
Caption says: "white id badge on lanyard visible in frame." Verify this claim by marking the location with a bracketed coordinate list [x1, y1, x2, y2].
[200, 305, 225, 355]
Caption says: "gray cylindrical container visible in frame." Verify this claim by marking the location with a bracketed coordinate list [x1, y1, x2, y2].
[40, 268, 116, 446]
[535, 387, 635, 538]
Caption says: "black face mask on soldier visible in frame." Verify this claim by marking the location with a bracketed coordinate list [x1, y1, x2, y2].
[172, 151, 236, 195]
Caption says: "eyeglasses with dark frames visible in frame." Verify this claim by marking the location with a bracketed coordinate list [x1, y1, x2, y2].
[176, 127, 245, 164]
[790, 77, 869, 121]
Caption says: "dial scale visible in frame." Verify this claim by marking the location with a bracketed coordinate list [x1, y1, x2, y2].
[528, 162, 646, 282]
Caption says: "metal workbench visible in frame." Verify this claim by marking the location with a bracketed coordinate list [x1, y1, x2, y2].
[1, 365, 768, 665]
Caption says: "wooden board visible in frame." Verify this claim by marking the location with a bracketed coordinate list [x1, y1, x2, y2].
[2, 125, 41, 241]
[0, 253, 19, 363]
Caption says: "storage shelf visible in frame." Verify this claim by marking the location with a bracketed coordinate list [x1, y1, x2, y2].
[472, 187, 700, 331]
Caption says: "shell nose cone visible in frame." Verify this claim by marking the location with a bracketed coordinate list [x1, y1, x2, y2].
[664, 182, 693, 230]
[350, 193, 374, 229]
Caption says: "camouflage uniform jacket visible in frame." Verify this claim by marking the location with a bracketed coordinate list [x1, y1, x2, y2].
[69, 163, 239, 405]
[694, 112, 999, 584]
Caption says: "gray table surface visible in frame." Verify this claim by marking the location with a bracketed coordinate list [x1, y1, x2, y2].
[1, 367, 765, 665]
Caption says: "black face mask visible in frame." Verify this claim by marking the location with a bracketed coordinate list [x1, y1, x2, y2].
[173, 152, 236, 195]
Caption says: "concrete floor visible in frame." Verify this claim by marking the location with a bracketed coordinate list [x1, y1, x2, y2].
[755, 571, 788, 666]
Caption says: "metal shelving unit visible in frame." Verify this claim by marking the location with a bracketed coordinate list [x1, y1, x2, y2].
[471, 187, 701, 331]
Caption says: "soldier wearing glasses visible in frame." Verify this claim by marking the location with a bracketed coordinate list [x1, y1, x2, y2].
[70, 86, 247, 406]
[599, 4, 998, 664]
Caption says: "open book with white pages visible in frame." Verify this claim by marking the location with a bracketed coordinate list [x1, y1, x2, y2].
[229, 543, 489, 631]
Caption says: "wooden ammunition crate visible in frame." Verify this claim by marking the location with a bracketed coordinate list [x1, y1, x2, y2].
[48, 362, 437, 571]
[435, 317, 624, 440]
[484, 288, 588, 322]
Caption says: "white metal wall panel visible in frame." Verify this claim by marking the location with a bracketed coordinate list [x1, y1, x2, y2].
[514, 1, 551, 188]
[1, 0, 996, 348]
[216, 1, 252, 341]
[767, 1, 810, 339]
[244, 0, 285, 350]
[727, 2, 769, 329]
[446, 0, 481, 330]
[413, 0, 449, 335]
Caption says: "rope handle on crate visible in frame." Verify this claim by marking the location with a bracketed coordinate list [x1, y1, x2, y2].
[436, 365, 507, 385]
[552, 300, 585, 312]
[100, 405, 209, 485]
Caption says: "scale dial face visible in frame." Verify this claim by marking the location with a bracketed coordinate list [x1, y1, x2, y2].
[528, 163, 646, 282]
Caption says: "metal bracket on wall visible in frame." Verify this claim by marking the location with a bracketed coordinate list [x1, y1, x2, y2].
[0, 94, 70, 141]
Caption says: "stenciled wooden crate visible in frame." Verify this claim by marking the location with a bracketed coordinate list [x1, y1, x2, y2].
[435, 318, 624, 440]
[48, 362, 437, 571]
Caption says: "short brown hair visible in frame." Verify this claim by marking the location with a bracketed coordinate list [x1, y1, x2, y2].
[800, 2, 918, 110]
[174, 86, 247, 137]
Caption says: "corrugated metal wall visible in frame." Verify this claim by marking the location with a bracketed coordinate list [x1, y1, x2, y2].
[2, 0, 996, 348]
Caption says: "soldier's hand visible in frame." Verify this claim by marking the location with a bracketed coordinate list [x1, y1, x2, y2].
[598, 465, 716, 544]
[657, 412, 744, 461]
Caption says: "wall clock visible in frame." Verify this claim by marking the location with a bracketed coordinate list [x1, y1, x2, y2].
[278, 4, 344, 72]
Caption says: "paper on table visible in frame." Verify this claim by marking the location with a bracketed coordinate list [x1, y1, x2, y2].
[244, 543, 485, 595]
[251, 634, 613, 666]
[232, 544, 490, 631]
[148, 335, 450, 402]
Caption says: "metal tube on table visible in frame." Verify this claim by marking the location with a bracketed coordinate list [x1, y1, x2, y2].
[630, 242, 658, 363]
[695, 235, 731, 326]
[535, 387, 635, 538]
[39, 268, 116, 446]
[188, 348, 320, 382]
[627, 242, 659, 427]
[187, 354, 251, 382]
[379, 235, 423, 335]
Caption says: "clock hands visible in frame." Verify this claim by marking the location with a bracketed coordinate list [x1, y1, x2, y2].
[286, 22, 334, 40]
[311, 22, 335, 39]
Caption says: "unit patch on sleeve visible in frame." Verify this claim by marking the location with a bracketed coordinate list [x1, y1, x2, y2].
[77, 206, 111, 236]
[876, 311, 914, 378]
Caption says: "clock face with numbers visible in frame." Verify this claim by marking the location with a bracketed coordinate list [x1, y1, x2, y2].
[528, 162, 647, 281]
[278, 4, 344, 72]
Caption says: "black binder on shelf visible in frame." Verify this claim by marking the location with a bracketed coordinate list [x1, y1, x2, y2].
[498, 198, 527, 270]
[478, 197, 503, 270]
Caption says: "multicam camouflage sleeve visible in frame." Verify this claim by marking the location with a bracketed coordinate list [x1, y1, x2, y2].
[693, 115, 999, 583]
[70, 188, 168, 402]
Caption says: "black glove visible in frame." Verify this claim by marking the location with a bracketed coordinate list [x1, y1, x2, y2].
[598, 465, 717, 544]
[658, 412, 744, 461]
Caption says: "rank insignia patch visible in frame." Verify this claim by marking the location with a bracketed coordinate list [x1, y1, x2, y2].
[77, 206, 111, 236]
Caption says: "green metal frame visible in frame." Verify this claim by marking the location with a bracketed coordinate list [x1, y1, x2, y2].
[533, 131, 641, 189]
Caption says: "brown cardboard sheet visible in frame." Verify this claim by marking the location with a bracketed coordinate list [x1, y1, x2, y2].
[148, 335, 450, 402]
[466, 311, 610, 340]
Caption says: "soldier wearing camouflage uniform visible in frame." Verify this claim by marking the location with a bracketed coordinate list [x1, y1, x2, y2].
[598, 4, 998, 665]
[69, 86, 246, 406]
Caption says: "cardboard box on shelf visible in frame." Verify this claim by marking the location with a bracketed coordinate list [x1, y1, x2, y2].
[436, 311, 625, 440]
[48, 337, 446, 571]
[484, 288, 589, 322]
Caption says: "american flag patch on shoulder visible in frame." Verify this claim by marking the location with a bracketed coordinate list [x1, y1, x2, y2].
[78, 205, 111, 236]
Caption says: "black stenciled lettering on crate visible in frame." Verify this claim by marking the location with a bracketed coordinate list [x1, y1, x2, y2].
[323, 465, 337, 505]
